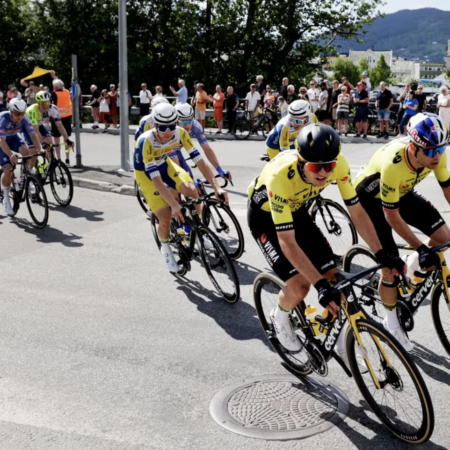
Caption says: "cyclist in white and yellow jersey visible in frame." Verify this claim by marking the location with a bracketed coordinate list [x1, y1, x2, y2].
[134, 97, 169, 142]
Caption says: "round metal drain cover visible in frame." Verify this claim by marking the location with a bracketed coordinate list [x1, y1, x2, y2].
[210, 374, 349, 440]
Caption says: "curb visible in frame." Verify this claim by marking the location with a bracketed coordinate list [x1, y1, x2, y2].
[72, 176, 134, 196]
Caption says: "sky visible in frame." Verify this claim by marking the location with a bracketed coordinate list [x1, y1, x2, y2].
[383, 1, 450, 14]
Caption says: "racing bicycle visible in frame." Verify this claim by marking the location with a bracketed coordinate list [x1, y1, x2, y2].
[253, 266, 434, 443]
[343, 241, 450, 356]
[151, 193, 240, 303]
[0, 154, 49, 228]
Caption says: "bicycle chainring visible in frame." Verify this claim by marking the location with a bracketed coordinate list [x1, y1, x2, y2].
[305, 341, 328, 377]
[397, 301, 414, 332]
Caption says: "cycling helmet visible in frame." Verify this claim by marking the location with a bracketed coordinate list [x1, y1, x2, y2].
[8, 98, 27, 113]
[35, 90, 51, 103]
[151, 96, 169, 108]
[175, 103, 194, 120]
[288, 99, 311, 117]
[407, 112, 449, 148]
[295, 123, 341, 162]
[362, 71, 369, 76]
[152, 103, 178, 125]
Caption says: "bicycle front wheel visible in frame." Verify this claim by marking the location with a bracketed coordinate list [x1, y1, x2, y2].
[197, 225, 240, 303]
[50, 160, 73, 206]
[253, 273, 312, 375]
[346, 319, 434, 444]
[310, 198, 357, 262]
[430, 281, 450, 356]
[203, 199, 244, 260]
[135, 180, 152, 217]
[25, 174, 49, 228]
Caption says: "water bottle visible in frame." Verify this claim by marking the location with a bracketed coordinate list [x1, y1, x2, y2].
[403, 252, 426, 285]
[176, 224, 191, 246]
[305, 305, 320, 336]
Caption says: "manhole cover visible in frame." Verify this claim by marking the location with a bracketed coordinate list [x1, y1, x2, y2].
[210, 374, 349, 440]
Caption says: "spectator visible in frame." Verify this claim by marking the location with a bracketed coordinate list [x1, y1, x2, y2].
[316, 82, 331, 125]
[324, 79, 334, 121]
[194, 83, 208, 129]
[88, 84, 101, 129]
[50, 77, 73, 165]
[170, 79, 188, 103]
[397, 82, 411, 135]
[10, 87, 21, 100]
[43, 86, 49, 92]
[278, 77, 289, 101]
[264, 84, 273, 103]
[245, 84, 261, 124]
[108, 84, 118, 128]
[354, 81, 369, 138]
[99, 89, 110, 133]
[399, 90, 418, 136]
[362, 71, 371, 92]
[331, 80, 340, 126]
[286, 85, 297, 104]
[437, 85, 450, 130]
[6, 84, 15, 105]
[278, 97, 288, 117]
[335, 85, 351, 136]
[191, 81, 199, 106]
[224, 86, 239, 133]
[256, 75, 265, 102]
[341, 77, 355, 93]
[139, 83, 152, 117]
[376, 82, 393, 139]
[0, 88, 4, 112]
[209, 85, 225, 133]
[264, 96, 277, 129]
[154, 86, 163, 97]
[307, 80, 320, 112]
[415, 85, 427, 113]
[298, 87, 310, 103]
[25, 81, 37, 106]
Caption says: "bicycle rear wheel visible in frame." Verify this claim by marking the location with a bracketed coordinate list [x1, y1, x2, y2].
[25, 174, 49, 228]
[253, 273, 312, 375]
[135, 180, 152, 217]
[203, 199, 244, 260]
[310, 198, 357, 262]
[197, 225, 240, 303]
[232, 118, 251, 140]
[346, 319, 434, 443]
[50, 160, 73, 206]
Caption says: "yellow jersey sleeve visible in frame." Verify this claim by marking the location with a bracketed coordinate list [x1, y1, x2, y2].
[266, 171, 295, 231]
[141, 138, 160, 179]
[279, 125, 290, 151]
[434, 152, 450, 189]
[380, 162, 401, 210]
[335, 154, 359, 206]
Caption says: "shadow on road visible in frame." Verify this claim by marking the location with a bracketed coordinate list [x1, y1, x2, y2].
[233, 260, 263, 286]
[11, 217, 83, 247]
[173, 276, 271, 349]
[49, 203, 105, 222]
[412, 341, 450, 386]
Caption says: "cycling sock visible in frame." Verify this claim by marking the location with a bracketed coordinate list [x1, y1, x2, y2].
[2, 186, 10, 193]
[275, 304, 290, 324]
[335, 323, 348, 354]
[383, 301, 400, 328]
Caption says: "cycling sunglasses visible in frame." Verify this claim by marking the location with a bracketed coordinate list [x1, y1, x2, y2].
[289, 117, 308, 125]
[179, 119, 194, 126]
[156, 124, 177, 132]
[422, 145, 446, 158]
[40, 101, 50, 106]
[304, 160, 338, 174]
[11, 111, 25, 117]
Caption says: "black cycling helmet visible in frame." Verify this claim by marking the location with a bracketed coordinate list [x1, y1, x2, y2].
[295, 123, 341, 162]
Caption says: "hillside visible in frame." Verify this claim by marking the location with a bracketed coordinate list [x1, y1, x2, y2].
[334, 8, 450, 63]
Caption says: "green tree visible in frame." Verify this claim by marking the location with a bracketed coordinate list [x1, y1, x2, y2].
[332, 58, 360, 85]
[358, 57, 369, 76]
[369, 54, 392, 87]
[404, 77, 419, 90]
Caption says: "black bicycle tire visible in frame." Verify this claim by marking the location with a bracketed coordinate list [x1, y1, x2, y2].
[253, 273, 312, 375]
[430, 281, 450, 356]
[50, 160, 73, 206]
[203, 199, 245, 260]
[197, 225, 240, 303]
[25, 174, 49, 228]
[310, 198, 358, 261]
[346, 319, 434, 444]
[232, 118, 251, 140]
[135, 180, 152, 217]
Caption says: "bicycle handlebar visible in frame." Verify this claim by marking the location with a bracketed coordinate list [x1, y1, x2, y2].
[197, 174, 230, 188]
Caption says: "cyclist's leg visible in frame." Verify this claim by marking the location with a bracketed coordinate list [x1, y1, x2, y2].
[266, 145, 279, 161]
[51, 118, 63, 160]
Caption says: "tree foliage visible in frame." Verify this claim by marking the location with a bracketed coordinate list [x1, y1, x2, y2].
[369, 54, 392, 87]
[332, 58, 360, 85]
[3, 0, 383, 97]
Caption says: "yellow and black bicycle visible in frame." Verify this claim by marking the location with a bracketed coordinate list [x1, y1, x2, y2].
[254, 266, 434, 444]
[343, 240, 450, 356]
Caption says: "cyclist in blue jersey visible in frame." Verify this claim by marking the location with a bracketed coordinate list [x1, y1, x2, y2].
[0, 99, 42, 215]
[172, 103, 231, 181]
[134, 97, 169, 142]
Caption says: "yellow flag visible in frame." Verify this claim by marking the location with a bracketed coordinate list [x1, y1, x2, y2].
[22, 67, 51, 81]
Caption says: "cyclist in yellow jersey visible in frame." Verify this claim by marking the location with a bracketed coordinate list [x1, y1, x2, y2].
[355, 112, 450, 351]
[134, 103, 228, 273]
[248, 123, 404, 360]
[265, 99, 319, 160]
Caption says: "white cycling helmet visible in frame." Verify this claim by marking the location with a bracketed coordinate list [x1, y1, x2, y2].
[174, 103, 194, 120]
[152, 103, 178, 125]
[151, 96, 169, 108]
[8, 98, 27, 113]
[288, 99, 311, 118]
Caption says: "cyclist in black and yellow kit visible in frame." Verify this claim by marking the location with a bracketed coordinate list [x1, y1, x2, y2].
[248, 123, 404, 361]
[355, 112, 450, 351]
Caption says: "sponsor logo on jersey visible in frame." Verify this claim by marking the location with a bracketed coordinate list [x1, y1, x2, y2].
[294, 188, 308, 195]
[269, 191, 273, 197]
[402, 184, 409, 188]
[365, 179, 380, 193]
[260, 233, 267, 244]
[274, 194, 288, 204]
[174, 172, 180, 177]
[252, 189, 268, 204]
[287, 165, 295, 180]
[431, 218, 443, 229]
[154, 191, 160, 196]
[256, 235, 280, 266]
[341, 176, 349, 182]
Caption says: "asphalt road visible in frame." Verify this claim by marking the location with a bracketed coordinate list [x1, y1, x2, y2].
[1, 135, 450, 449]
